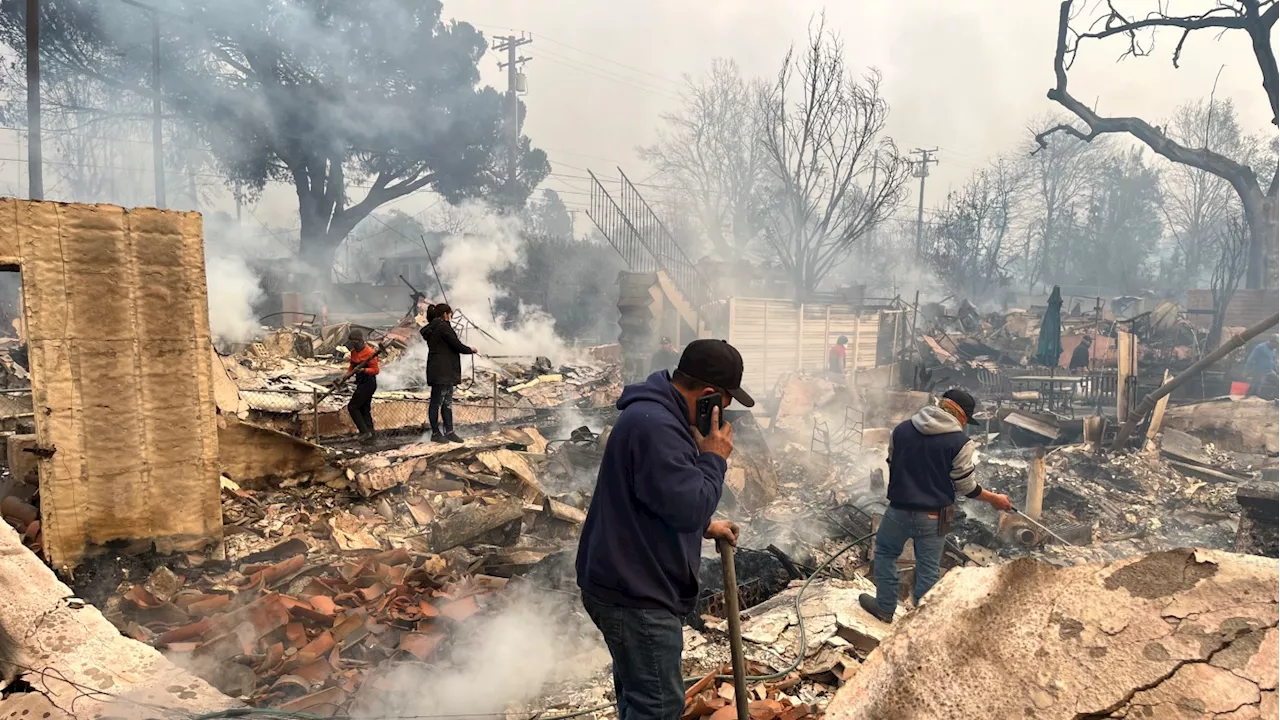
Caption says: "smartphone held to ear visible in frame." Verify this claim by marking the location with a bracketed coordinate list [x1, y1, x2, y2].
[695, 394, 723, 436]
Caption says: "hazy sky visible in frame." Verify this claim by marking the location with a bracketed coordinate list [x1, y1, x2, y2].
[451, 0, 1275, 219]
[0, 1, 1269, 239]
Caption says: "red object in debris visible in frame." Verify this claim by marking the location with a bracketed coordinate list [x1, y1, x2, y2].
[122, 585, 163, 609]
[437, 596, 479, 623]
[1231, 381, 1250, 396]
[242, 554, 306, 589]
[309, 595, 338, 616]
[397, 631, 446, 661]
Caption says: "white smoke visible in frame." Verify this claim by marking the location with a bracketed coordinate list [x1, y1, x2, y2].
[435, 205, 576, 361]
[350, 588, 606, 720]
[378, 340, 430, 391]
[205, 253, 265, 345]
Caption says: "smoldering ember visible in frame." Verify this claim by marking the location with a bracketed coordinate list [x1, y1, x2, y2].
[0, 2, 1277, 720]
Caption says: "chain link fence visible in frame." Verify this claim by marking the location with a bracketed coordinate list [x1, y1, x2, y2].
[0, 387, 33, 433]
[237, 387, 546, 445]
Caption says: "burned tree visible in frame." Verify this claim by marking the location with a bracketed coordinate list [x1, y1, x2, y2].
[1208, 213, 1252, 349]
[925, 157, 1026, 301]
[1019, 115, 1104, 292]
[639, 59, 768, 261]
[756, 20, 909, 296]
[1037, 0, 1278, 289]
[0, 0, 549, 280]
[1159, 100, 1254, 289]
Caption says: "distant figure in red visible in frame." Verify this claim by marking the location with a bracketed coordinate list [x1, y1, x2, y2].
[829, 335, 849, 373]
[651, 337, 680, 374]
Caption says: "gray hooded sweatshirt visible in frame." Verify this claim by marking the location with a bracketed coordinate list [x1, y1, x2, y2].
[885, 404, 981, 510]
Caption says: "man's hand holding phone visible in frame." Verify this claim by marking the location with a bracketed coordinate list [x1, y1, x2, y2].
[694, 406, 735, 460]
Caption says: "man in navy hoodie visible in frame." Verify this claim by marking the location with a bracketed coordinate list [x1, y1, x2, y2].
[577, 339, 751, 720]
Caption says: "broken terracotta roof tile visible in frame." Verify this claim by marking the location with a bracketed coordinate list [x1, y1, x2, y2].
[436, 595, 479, 624]
[292, 657, 332, 685]
[122, 584, 164, 609]
[242, 554, 307, 589]
[308, 595, 337, 616]
[285, 621, 307, 649]
[396, 631, 445, 661]
[184, 593, 232, 617]
[156, 618, 213, 646]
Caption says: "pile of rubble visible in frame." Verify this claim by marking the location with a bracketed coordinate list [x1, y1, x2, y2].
[83, 427, 597, 712]
[972, 439, 1246, 557]
[221, 332, 623, 440]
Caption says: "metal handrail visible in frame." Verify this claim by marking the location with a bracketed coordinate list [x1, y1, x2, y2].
[616, 169, 711, 309]
[588, 170, 656, 275]
[586, 169, 711, 312]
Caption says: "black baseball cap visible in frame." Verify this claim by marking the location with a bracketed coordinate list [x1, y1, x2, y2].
[676, 339, 755, 408]
[942, 388, 980, 425]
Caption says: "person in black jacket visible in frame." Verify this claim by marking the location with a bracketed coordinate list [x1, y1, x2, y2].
[420, 303, 476, 443]
[1068, 335, 1092, 372]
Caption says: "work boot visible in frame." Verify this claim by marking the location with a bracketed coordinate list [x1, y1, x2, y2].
[859, 593, 893, 624]
[430, 432, 447, 444]
[445, 431, 464, 443]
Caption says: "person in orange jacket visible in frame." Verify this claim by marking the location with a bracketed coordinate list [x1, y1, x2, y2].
[343, 329, 380, 444]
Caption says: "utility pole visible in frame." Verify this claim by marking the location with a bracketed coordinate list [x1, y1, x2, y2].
[493, 34, 531, 206]
[909, 148, 938, 262]
[25, 0, 41, 201]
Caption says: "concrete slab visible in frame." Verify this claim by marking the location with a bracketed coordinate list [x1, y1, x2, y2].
[826, 549, 1278, 720]
[0, 523, 236, 719]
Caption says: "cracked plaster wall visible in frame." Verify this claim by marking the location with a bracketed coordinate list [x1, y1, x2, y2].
[0, 199, 221, 569]
[826, 548, 1278, 720]
[0, 522, 235, 718]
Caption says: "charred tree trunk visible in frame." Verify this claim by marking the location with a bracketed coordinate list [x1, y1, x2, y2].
[1242, 177, 1278, 289]
[298, 226, 340, 286]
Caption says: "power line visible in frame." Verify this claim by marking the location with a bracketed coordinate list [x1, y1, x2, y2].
[534, 53, 681, 102]
[534, 46, 680, 99]
[538, 146, 631, 164]
[467, 21, 682, 88]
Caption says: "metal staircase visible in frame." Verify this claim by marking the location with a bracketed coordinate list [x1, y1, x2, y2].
[587, 169, 712, 323]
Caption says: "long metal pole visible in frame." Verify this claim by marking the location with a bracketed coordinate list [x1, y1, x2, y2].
[421, 237, 449, 306]
[718, 540, 749, 720]
[1111, 312, 1279, 450]
[25, 0, 42, 200]
[150, 11, 165, 208]
[491, 373, 498, 428]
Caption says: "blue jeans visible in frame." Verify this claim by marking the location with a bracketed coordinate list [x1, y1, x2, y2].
[872, 506, 947, 616]
[582, 594, 684, 720]
[428, 384, 455, 434]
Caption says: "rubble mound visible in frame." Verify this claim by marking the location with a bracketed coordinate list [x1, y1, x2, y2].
[826, 548, 1277, 720]
[1163, 397, 1279, 454]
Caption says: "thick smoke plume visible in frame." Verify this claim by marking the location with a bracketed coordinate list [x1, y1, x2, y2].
[435, 205, 574, 361]
[205, 253, 265, 345]
[203, 213, 269, 346]
[349, 587, 605, 720]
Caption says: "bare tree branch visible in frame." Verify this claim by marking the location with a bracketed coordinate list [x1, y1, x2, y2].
[757, 19, 909, 295]
[1038, 0, 1278, 289]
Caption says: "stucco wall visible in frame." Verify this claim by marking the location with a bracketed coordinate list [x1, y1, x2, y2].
[0, 199, 221, 569]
